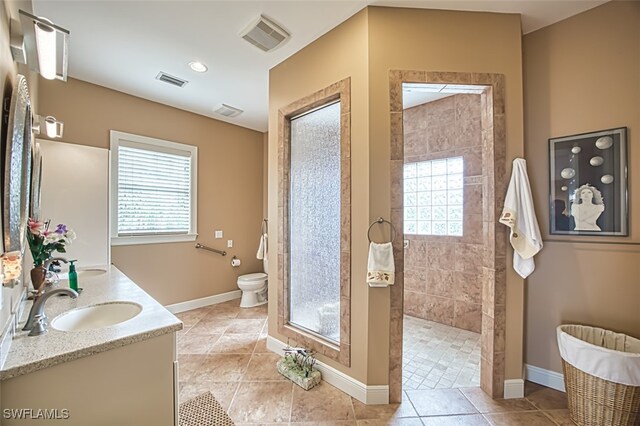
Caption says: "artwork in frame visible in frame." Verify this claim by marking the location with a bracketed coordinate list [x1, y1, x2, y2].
[549, 127, 628, 236]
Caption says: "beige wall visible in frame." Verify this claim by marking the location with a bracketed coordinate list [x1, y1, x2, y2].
[0, 0, 39, 339]
[269, 9, 370, 381]
[38, 78, 264, 305]
[403, 94, 483, 334]
[523, 1, 640, 373]
[366, 6, 524, 384]
[262, 132, 268, 219]
[270, 6, 524, 387]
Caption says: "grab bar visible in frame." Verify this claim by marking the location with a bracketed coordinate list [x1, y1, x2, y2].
[195, 243, 227, 256]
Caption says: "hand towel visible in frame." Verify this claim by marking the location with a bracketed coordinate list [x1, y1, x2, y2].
[256, 233, 267, 260]
[367, 242, 395, 287]
[256, 233, 268, 272]
[499, 158, 543, 278]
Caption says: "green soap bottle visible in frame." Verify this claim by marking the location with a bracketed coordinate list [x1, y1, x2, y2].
[68, 260, 78, 292]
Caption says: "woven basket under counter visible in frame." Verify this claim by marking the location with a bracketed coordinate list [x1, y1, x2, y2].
[562, 359, 640, 425]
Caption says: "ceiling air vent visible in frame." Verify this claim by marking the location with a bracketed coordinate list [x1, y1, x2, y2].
[155, 72, 188, 88]
[240, 14, 289, 52]
[215, 104, 243, 118]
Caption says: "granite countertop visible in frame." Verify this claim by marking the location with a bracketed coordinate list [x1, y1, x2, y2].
[0, 266, 182, 380]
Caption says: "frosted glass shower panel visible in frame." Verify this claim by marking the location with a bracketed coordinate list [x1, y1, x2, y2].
[288, 101, 341, 343]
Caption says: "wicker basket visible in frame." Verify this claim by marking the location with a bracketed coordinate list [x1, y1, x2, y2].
[558, 325, 640, 426]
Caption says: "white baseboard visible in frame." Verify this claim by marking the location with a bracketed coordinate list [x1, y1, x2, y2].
[267, 336, 389, 405]
[503, 379, 524, 399]
[165, 290, 242, 314]
[525, 364, 565, 392]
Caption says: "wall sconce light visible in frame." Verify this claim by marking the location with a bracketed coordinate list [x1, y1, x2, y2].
[33, 115, 64, 138]
[10, 10, 70, 81]
[1, 251, 23, 288]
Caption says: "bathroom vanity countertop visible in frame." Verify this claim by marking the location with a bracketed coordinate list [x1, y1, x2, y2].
[0, 266, 182, 380]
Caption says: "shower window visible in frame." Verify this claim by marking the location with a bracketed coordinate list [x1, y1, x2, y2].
[288, 101, 341, 343]
[404, 157, 463, 236]
[277, 78, 351, 366]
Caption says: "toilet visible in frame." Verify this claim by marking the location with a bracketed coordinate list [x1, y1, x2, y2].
[237, 272, 268, 308]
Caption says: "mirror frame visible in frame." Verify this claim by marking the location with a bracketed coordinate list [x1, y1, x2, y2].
[3, 74, 33, 255]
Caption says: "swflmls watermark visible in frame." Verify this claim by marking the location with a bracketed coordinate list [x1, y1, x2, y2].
[3, 408, 70, 420]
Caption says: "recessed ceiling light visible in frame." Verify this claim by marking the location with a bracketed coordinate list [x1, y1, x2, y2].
[188, 61, 208, 73]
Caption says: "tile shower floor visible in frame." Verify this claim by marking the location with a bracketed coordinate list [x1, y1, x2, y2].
[402, 315, 481, 390]
[177, 300, 570, 425]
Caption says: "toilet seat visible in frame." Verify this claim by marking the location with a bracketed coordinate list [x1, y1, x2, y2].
[238, 272, 267, 283]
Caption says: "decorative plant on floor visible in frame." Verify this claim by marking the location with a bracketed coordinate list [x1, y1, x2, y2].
[276, 346, 321, 390]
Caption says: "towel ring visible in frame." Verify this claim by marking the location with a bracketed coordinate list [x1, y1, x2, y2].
[367, 217, 397, 244]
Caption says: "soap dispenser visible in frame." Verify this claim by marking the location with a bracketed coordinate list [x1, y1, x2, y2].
[68, 260, 78, 292]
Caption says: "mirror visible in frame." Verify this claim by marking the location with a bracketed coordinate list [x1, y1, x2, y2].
[2, 74, 33, 254]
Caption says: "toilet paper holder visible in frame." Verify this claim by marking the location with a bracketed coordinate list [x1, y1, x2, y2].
[231, 256, 241, 267]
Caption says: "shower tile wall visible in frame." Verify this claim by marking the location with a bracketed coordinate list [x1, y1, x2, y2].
[403, 94, 483, 333]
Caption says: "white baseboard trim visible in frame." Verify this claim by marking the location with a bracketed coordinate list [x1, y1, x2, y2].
[165, 290, 242, 314]
[267, 336, 389, 405]
[503, 379, 525, 399]
[525, 364, 566, 392]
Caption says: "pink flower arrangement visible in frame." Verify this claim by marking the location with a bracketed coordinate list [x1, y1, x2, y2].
[27, 218, 76, 266]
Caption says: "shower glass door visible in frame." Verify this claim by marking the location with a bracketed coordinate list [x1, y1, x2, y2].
[288, 101, 341, 344]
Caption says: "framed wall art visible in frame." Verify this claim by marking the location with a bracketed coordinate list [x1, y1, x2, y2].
[549, 127, 628, 236]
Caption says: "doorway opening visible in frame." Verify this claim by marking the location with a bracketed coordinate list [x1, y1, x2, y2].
[402, 86, 484, 391]
[388, 71, 508, 402]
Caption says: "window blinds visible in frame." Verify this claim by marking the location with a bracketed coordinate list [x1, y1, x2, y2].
[117, 144, 192, 236]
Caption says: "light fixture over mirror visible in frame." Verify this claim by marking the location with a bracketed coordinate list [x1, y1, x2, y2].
[10, 10, 69, 81]
[33, 115, 64, 139]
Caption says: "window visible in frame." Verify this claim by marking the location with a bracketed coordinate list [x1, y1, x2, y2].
[404, 157, 463, 236]
[110, 131, 197, 245]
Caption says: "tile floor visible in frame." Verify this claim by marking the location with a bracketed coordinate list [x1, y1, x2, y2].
[402, 315, 481, 390]
[176, 300, 570, 425]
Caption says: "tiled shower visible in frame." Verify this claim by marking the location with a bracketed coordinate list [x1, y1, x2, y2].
[401, 93, 484, 390]
[403, 94, 484, 333]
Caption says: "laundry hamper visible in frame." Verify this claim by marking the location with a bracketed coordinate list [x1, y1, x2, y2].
[557, 325, 640, 426]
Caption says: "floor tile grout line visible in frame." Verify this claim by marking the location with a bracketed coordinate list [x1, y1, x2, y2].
[539, 409, 563, 426]
[348, 392, 357, 421]
[457, 386, 484, 413]
[480, 412, 495, 425]
[287, 381, 295, 423]
[403, 389, 421, 418]
[223, 378, 242, 420]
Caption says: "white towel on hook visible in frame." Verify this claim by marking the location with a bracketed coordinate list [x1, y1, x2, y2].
[256, 233, 268, 259]
[367, 242, 395, 287]
[499, 158, 543, 279]
[256, 233, 268, 272]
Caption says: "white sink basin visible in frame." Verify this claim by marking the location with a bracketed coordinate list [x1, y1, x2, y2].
[77, 268, 108, 278]
[57, 268, 108, 280]
[51, 302, 142, 332]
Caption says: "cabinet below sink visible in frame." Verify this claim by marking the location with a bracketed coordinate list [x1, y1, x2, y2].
[1, 333, 176, 426]
[0, 266, 182, 425]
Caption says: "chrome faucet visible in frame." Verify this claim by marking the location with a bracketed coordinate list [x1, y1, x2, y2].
[44, 257, 69, 273]
[23, 288, 78, 336]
